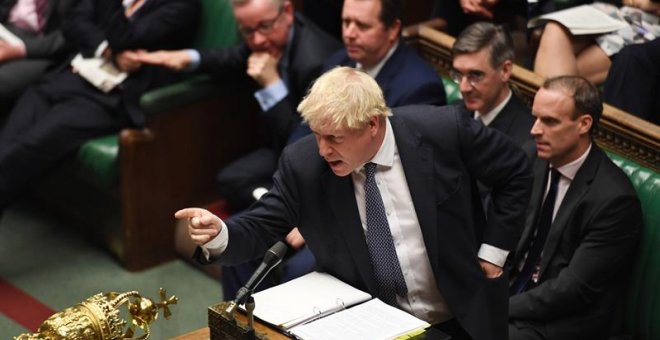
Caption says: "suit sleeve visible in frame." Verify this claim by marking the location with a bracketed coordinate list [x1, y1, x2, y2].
[105, 0, 200, 52]
[64, 0, 200, 56]
[509, 194, 641, 320]
[457, 111, 533, 251]
[202, 146, 301, 265]
[62, 0, 114, 56]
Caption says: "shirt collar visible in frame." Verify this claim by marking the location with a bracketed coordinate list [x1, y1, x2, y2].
[353, 118, 395, 175]
[474, 89, 512, 126]
[356, 42, 398, 79]
[554, 142, 592, 181]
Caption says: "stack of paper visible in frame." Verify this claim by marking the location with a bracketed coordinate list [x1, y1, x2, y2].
[246, 271, 430, 340]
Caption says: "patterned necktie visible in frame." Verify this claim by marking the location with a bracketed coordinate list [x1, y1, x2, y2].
[363, 162, 408, 306]
[510, 167, 561, 294]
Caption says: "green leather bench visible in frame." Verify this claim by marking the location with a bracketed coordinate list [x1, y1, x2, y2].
[34, 0, 265, 271]
[408, 25, 660, 340]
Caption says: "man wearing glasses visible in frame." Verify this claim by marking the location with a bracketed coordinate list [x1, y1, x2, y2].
[138, 0, 341, 210]
[451, 22, 534, 153]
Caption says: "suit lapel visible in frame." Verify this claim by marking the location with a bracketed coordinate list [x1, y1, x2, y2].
[321, 168, 379, 294]
[374, 43, 402, 104]
[539, 146, 601, 277]
[390, 116, 440, 271]
[489, 97, 516, 135]
[515, 160, 548, 261]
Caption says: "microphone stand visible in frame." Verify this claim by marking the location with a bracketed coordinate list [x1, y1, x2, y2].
[208, 241, 288, 340]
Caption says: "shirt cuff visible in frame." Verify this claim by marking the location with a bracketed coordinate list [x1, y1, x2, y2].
[478, 243, 510, 268]
[94, 40, 109, 58]
[254, 79, 288, 112]
[200, 219, 229, 260]
[186, 49, 201, 71]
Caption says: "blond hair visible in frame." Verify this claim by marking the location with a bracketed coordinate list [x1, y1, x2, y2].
[298, 66, 391, 131]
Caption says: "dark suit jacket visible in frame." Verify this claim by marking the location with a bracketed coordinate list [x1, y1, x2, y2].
[323, 42, 447, 107]
[56, 0, 200, 126]
[509, 145, 641, 339]
[197, 14, 341, 150]
[0, 0, 74, 58]
[201, 105, 533, 340]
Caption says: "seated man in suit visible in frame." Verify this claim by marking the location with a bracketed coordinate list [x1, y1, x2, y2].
[0, 0, 200, 209]
[451, 22, 534, 150]
[138, 0, 342, 212]
[0, 0, 75, 115]
[176, 66, 533, 340]
[508, 76, 642, 339]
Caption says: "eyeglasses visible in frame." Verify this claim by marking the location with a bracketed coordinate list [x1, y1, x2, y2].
[449, 69, 486, 87]
[238, 7, 284, 38]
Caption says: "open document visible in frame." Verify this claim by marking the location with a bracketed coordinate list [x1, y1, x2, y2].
[528, 4, 628, 35]
[71, 54, 128, 93]
[246, 271, 430, 340]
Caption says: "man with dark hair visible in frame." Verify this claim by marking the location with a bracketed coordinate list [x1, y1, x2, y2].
[451, 22, 534, 150]
[322, 0, 445, 109]
[508, 75, 642, 339]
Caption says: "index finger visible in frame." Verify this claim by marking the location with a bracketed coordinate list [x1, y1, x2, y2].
[174, 207, 207, 219]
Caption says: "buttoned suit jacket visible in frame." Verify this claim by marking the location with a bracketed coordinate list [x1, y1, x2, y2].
[323, 42, 447, 107]
[197, 14, 341, 150]
[509, 145, 641, 339]
[199, 105, 533, 340]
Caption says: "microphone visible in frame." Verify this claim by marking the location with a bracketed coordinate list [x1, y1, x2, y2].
[234, 241, 288, 306]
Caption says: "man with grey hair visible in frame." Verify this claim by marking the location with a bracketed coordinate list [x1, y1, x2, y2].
[452, 21, 534, 150]
[177, 66, 533, 340]
[508, 75, 641, 339]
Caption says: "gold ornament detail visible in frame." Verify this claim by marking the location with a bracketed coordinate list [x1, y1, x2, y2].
[14, 288, 178, 340]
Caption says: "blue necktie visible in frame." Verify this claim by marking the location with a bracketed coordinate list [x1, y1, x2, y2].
[511, 167, 561, 294]
[363, 162, 408, 305]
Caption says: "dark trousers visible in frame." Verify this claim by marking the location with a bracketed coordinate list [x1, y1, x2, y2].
[0, 71, 129, 208]
[216, 147, 278, 211]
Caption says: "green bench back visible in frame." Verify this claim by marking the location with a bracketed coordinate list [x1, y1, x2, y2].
[607, 152, 660, 340]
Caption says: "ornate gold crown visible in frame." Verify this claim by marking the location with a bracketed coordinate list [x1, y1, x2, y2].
[15, 288, 177, 340]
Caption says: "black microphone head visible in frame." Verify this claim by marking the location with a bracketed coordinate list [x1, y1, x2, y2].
[263, 241, 288, 266]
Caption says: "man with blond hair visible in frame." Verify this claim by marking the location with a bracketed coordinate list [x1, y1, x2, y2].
[177, 66, 532, 340]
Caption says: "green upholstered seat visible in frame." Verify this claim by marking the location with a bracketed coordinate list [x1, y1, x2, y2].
[441, 76, 462, 104]
[607, 152, 660, 340]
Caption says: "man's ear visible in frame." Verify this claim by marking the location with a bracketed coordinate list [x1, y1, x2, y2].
[501, 60, 513, 83]
[577, 114, 593, 136]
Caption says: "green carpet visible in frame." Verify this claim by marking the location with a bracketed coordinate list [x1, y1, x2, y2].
[0, 200, 222, 339]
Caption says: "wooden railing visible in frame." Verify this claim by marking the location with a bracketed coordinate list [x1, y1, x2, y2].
[405, 25, 660, 172]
